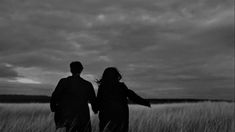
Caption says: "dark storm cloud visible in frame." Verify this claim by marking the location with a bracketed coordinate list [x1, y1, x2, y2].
[0, 0, 233, 99]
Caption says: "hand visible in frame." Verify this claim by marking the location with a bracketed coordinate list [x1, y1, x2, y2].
[147, 103, 151, 108]
[145, 100, 151, 108]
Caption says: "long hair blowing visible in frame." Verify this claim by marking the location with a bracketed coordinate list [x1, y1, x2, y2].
[97, 67, 122, 86]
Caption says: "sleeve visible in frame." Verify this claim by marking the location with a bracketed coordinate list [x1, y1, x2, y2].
[88, 83, 98, 114]
[50, 78, 65, 112]
[122, 83, 151, 107]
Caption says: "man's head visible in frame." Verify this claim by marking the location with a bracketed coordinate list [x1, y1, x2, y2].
[70, 61, 83, 75]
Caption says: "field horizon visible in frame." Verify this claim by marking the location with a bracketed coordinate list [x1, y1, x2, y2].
[0, 94, 233, 104]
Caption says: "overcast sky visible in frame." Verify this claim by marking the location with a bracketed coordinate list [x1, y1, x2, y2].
[0, 0, 234, 99]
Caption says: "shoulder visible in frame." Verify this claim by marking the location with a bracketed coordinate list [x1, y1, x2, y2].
[80, 77, 93, 86]
[119, 82, 128, 89]
[58, 77, 67, 83]
[119, 82, 127, 87]
[58, 76, 71, 84]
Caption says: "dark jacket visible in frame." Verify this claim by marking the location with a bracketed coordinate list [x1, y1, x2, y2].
[97, 82, 150, 132]
[50, 75, 97, 131]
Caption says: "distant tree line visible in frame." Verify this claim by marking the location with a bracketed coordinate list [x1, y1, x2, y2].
[0, 94, 233, 103]
[0, 95, 50, 103]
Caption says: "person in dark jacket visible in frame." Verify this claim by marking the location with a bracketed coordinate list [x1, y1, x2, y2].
[50, 61, 97, 132]
[96, 67, 151, 132]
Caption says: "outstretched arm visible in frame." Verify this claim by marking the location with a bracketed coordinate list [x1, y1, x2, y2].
[50, 79, 65, 112]
[122, 83, 150, 107]
[127, 89, 151, 107]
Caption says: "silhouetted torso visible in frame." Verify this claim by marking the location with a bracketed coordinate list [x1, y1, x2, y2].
[50, 75, 96, 132]
[97, 82, 149, 132]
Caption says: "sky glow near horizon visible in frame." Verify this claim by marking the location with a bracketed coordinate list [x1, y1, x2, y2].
[0, 0, 234, 99]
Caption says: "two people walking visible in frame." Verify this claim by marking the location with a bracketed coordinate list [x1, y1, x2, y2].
[50, 61, 151, 132]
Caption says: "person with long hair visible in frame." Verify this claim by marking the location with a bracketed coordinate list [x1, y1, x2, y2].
[96, 67, 151, 132]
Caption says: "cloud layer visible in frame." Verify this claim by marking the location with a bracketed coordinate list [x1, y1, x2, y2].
[0, 0, 234, 99]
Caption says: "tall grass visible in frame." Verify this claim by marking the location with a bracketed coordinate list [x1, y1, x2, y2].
[0, 102, 234, 132]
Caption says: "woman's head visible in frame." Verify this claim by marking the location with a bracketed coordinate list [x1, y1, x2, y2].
[97, 67, 122, 85]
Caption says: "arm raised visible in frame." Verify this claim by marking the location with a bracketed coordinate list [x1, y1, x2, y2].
[122, 83, 151, 107]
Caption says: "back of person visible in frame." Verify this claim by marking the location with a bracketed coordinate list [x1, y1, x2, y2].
[96, 67, 150, 132]
[50, 61, 97, 132]
[98, 82, 128, 114]
[97, 82, 129, 132]
[59, 76, 92, 112]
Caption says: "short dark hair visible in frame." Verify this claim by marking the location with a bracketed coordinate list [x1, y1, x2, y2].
[70, 61, 83, 75]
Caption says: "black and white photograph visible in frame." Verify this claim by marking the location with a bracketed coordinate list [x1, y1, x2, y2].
[0, 0, 234, 132]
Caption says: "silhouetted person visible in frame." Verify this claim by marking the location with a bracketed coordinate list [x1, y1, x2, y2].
[50, 61, 97, 132]
[96, 67, 151, 132]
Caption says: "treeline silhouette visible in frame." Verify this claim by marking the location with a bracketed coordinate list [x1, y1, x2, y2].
[0, 95, 50, 103]
[0, 94, 233, 103]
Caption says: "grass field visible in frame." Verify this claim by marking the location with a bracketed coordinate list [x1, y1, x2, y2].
[0, 102, 234, 132]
